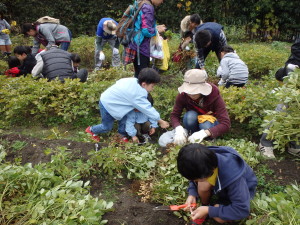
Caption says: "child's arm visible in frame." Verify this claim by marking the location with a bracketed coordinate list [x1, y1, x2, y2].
[3, 19, 11, 30]
[31, 55, 44, 78]
[158, 119, 169, 129]
[219, 58, 230, 81]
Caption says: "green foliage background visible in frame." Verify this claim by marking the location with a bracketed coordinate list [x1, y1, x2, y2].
[2, 0, 300, 38]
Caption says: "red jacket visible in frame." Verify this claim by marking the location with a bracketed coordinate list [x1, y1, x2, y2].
[170, 83, 230, 138]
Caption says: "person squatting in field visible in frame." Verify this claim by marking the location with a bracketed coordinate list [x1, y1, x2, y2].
[85, 68, 169, 142]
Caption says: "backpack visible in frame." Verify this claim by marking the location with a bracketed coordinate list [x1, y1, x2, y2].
[116, 0, 150, 46]
[36, 16, 60, 24]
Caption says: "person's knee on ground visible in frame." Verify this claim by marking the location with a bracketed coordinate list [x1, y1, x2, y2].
[183, 110, 199, 134]
[199, 121, 215, 130]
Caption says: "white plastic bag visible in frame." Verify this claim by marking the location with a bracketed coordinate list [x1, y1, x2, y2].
[150, 31, 164, 59]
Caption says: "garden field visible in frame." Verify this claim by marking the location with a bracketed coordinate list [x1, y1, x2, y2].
[0, 34, 299, 224]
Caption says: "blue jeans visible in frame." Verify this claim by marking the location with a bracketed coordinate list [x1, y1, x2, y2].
[91, 102, 127, 136]
[183, 110, 219, 134]
[59, 29, 72, 51]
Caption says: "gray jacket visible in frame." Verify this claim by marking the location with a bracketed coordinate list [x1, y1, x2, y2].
[32, 23, 71, 55]
[217, 52, 248, 84]
[0, 19, 11, 40]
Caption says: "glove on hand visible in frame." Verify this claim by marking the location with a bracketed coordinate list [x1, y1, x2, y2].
[286, 64, 299, 71]
[1, 29, 10, 34]
[218, 78, 226, 86]
[174, 126, 187, 145]
[99, 52, 105, 61]
[5, 67, 20, 77]
[188, 130, 208, 143]
[113, 48, 119, 55]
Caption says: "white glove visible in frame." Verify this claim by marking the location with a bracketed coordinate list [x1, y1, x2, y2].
[185, 46, 190, 51]
[286, 64, 299, 71]
[188, 130, 208, 143]
[218, 78, 226, 86]
[113, 48, 119, 55]
[174, 126, 187, 145]
[99, 52, 105, 61]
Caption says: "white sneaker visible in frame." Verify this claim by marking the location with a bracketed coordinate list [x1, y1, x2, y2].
[259, 143, 275, 159]
[288, 143, 300, 157]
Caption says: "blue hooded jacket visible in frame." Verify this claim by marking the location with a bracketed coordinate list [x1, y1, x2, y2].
[187, 146, 257, 221]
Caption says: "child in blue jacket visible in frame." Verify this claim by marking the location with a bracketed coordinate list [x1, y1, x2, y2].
[177, 143, 257, 224]
[86, 68, 169, 142]
[125, 93, 158, 143]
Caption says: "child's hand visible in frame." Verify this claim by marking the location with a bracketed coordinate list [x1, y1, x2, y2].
[149, 127, 155, 135]
[190, 206, 209, 221]
[184, 195, 197, 211]
[158, 119, 169, 129]
[132, 136, 139, 143]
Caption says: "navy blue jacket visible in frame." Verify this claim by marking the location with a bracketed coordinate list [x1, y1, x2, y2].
[187, 146, 257, 221]
[195, 22, 223, 52]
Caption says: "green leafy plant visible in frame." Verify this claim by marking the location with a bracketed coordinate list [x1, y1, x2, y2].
[262, 72, 300, 152]
[11, 140, 27, 152]
[0, 148, 113, 225]
[246, 184, 300, 225]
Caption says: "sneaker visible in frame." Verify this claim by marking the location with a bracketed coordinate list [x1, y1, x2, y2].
[142, 134, 151, 143]
[288, 142, 300, 157]
[85, 126, 100, 142]
[259, 143, 275, 158]
[95, 143, 101, 151]
[94, 67, 100, 72]
[120, 137, 129, 143]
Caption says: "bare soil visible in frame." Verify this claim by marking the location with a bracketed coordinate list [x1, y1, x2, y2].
[1, 133, 299, 225]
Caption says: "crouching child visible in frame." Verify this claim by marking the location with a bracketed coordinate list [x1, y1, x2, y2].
[217, 45, 248, 88]
[125, 93, 158, 144]
[86, 68, 169, 142]
[177, 143, 257, 224]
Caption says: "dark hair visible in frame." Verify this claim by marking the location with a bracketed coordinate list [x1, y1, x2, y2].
[7, 56, 21, 69]
[190, 14, 201, 25]
[177, 143, 218, 180]
[194, 30, 212, 48]
[71, 53, 81, 63]
[138, 68, 160, 84]
[275, 67, 288, 81]
[220, 45, 234, 53]
[183, 31, 194, 39]
[22, 23, 36, 35]
[13, 45, 32, 55]
[147, 93, 154, 106]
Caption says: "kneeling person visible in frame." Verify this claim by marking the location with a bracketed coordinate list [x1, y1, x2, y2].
[177, 143, 257, 223]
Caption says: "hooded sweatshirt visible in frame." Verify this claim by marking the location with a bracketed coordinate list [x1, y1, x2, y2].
[100, 78, 160, 121]
[187, 146, 257, 221]
[217, 52, 249, 85]
[170, 83, 230, 138]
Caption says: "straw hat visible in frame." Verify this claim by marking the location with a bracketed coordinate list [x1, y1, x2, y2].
[103, 20, 117, 35]
[178, 69, 212, 95]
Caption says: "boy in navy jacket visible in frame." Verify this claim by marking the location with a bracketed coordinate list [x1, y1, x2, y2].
[177, 143, 257, 224]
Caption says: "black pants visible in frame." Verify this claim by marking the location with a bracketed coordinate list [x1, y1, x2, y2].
[134, 121, 150, 142]
[133, 53, 150, 78]
[225, 82, 245, 88]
